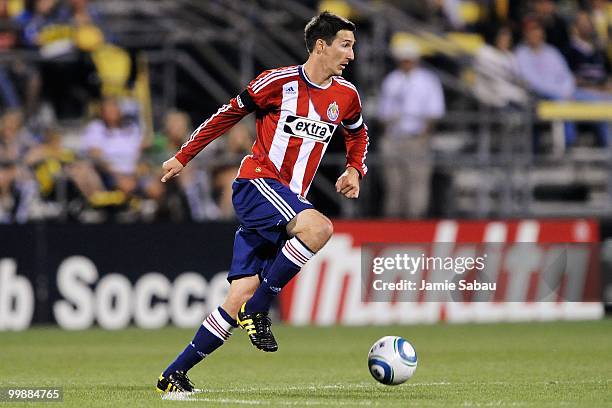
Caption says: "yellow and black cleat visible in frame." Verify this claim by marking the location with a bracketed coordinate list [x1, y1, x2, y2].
[156, 371, 195, 393]
[237, 303, 278, 352]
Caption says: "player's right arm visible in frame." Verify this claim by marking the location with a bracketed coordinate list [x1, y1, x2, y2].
[161, 69, 281, 183]
[161, 156, 184, 182]
[161, 94, 253, 182]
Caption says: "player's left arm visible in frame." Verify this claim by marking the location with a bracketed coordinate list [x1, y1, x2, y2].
[335, 164, 361, 199]
[336, 90, 369, 199]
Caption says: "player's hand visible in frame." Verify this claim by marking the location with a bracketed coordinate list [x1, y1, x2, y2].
[335, 167, 360, 199]
[161, 157, 184, 183]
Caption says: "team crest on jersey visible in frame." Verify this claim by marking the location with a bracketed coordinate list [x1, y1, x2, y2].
[327, 101, 339, 121]
[284, 115, 337, 144]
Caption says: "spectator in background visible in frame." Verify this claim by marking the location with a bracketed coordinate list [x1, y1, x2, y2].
[18, 0, 100, 119]
[476, 0, 527, 31]
[0, 0, 20, 109]
[17, 0, 65, 49]
[474, 25, 527, 108]
[24, 127, 76, 207]
[0, 0, 17, 46]
[0, 108, 37, 222]
[144, 110, 192, 165]
[142, 109, 220, 221]
[378, 40, 445, 218]
[211, 122, 253, 218]
[566, 10, 612, 146]
[0, 158, 21, 221]
[80, 97, 141, 198]
[0, 0, 43, 120]
[567, 11, 611, 91]
[60, 0, 111, 48]
[515, 17, 577, 149]
[515, 17, 575, 101]
[531, 0, 571, 55]
[585, 0, 611, 53]
[63, 0, 104, 27]
[0, 108, 36, 160]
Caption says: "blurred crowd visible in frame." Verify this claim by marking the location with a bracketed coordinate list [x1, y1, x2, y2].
[0, 0, 611, 223]
[377, 0, 612, 217]
[386, 0, 611, 135]
[0, 96, 256, 223]
[468, 0, 612, 149]
[0, 0, 257, 223]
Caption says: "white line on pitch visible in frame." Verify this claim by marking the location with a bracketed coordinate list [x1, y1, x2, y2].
[162, 394, 262, 404]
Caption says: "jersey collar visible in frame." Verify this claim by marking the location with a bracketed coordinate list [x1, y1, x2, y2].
[299, 65, 333, 90]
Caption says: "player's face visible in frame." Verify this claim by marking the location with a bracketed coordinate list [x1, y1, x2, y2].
[322, 30, 355, 76]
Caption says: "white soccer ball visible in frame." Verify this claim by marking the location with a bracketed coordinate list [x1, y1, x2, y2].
[367, 336, 418, 385]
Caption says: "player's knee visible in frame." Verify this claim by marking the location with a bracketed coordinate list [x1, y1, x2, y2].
[308, 214, 333, 248]
[290, 210, 333, 251]
[317, 216, 334, 242]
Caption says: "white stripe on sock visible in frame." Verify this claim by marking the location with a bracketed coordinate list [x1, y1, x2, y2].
[281, 237, 314, 267]
[211, 309, 234, 333]
[202, 309, 234, 341]
[285, 241, 309, 264]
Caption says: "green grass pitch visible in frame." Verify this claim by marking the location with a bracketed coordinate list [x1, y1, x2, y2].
[1, 320, 611, 407]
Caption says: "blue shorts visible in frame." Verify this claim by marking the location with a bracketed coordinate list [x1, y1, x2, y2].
[227, 178, 314, 282]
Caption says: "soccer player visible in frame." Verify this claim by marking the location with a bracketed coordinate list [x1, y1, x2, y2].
[156, 11, 368, 393]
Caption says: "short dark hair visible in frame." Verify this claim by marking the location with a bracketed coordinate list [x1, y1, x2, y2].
[304, 11, 356, 53]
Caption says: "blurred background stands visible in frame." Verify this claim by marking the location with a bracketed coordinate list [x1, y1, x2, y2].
[0, 0, 610, 223]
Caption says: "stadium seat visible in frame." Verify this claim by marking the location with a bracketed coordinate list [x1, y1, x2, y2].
[537, 101, 612, 121]
[537, 101, 612, 155]
[390, 32, 437, 57]
[446, 32, 485, 54]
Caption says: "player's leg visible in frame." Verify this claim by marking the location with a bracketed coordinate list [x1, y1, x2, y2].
[157, 227, 266, 392]
[237, 208, 331, 351]
[221, 275, 260, 318]
[244, 208, 331, 314]
[157, 277, 257, 393]
[286, 208, 334, 251]
[235, 178, 333, 351]
[163, 276, 259, 372]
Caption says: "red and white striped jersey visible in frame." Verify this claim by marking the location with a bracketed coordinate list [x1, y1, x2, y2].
[175, 65, 369, 196]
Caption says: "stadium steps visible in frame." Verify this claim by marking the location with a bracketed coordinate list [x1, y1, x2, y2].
[451, 147, 612, 217]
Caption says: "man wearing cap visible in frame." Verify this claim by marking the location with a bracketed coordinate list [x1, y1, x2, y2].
[378, 40, 445, 218]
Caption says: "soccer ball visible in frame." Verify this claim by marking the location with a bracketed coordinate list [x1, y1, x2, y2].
[367, 336, 417, 385]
